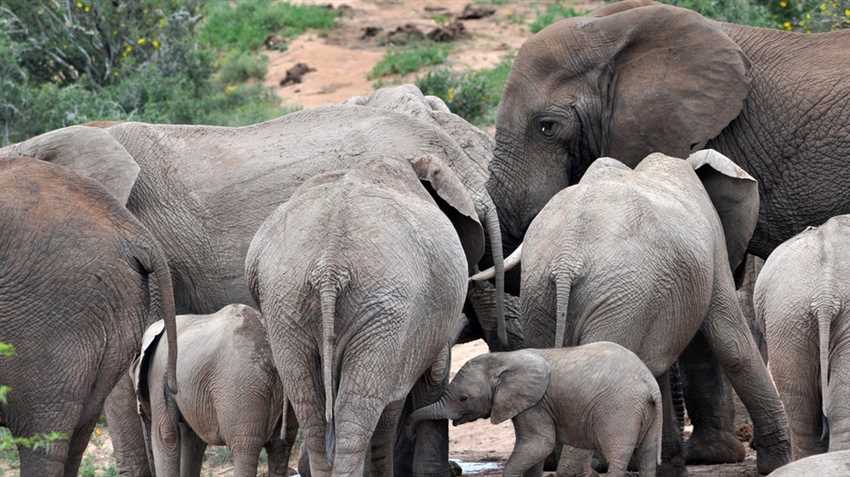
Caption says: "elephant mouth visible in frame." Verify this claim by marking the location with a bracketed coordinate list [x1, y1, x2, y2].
[452, 412, 483, 426]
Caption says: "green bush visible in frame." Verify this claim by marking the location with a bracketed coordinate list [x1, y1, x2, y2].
[200, 0, 338, 51]
[765, 0, 850, 31]
[660, 0, 776, 27]
[530, 2, 584, 33]
[216, 51, 269, 84]
[416, 57, 513, 125]
[0, 1, 301, 146]
[369, 43, 451, 79]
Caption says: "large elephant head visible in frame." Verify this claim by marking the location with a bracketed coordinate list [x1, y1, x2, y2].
[488, 0, 751, 256]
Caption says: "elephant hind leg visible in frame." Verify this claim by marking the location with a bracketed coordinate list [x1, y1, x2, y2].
[62, 416, 99, 477]
[701, 286, 791, 474]
[767, 316, 824, 459]
[370, 400, 404, 475]
[180, 424, 206, 477]
[266, 404, 299, 477]
[15, 400, 83, 477]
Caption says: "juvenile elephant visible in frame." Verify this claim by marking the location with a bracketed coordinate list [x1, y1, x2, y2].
[0, 85, 508, 476]
[411, 343, 661, 477]
[487, 0, 850, 465]
[134, 304, 296, 476]
[767, 450, 850, 476]
[477, 150, 790, 474]
[246, 154, 474, 476]
[755, 215, 850, 459]
[0, 157, 178, 476]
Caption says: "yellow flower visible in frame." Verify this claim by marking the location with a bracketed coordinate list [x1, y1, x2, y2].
[783, 20, 793, 30]
[137, 38, 146, 46]
[225, 85, 237, 94]
[152, 39, 160, 49]
[845, 8, 850, 17]
[94, 427, 103, 438]
[779, 0, 787, 7]
[820, 3, 828, 11]
[83, 5, 90, 12]
[446, 87, 455, 102]
[75, 1, 82, 8]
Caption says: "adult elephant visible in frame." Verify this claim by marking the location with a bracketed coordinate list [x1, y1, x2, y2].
[487, 0, 850, 465]
[0, 85, 507, 477]
[0, 157, 179, 476]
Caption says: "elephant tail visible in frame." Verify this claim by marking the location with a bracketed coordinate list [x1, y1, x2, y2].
[316, 272, 347, 464]
[553, 271, 573, 348]
[814, 304, 834, 441]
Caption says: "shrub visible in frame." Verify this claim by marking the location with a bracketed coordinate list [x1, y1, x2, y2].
[529, 2, 584, 33]
[416, 57, 513, 125]
[661, 0, 776, 27]
[765, 0, 850, 31]
[216, 51, 269, 84]
[369, 43, 451, 79]
[200, 0, 338, 51]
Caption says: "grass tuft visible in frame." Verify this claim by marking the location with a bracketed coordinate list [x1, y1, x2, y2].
[529, 3, 584, 33]
[201, 0, 338, 51]
[369, 43, 451, 79]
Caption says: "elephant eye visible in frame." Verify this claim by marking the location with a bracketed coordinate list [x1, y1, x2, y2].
[538, 120, 558, 138]
[459, 395, 469, 402]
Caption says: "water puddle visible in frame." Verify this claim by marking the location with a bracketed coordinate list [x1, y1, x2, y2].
[453, 459, 502, 474]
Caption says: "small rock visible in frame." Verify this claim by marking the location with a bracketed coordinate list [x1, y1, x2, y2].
[361, 25, 383, 39]
[279, 63, 316, 87]
[458, 3, 496, 20]
[427, 20, 465, 42]
[383, 23, 426, 46]
[264, 34, 287, 51]
[424, 5, 449, 12]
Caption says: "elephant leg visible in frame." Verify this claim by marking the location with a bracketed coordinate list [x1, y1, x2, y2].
[16, 402, 82, 477]
[231, 438, 264, 477]
[555, 446, 593, 477]
[766, 312, 824, 460]
[827, 341, 850, 453]
[701, 287, 791, 474]
[298, 442, 313, 477]
[680, 332, 745, 464]
[658, 371, 687, 477]
[105, 373, 152, 477]
[63, 416, 99, 477]
[370, 400, 404, 476]
[266, 404, 299, 477]
[503, 407, 554, 477]
[395, 371, 448, 477]
[179, 423, 206, 477]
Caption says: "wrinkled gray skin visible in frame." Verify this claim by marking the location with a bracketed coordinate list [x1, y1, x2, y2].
[0, 85, 507, 476]
[488, 0, 850, 467]
[135, 304, 296, 476]
[509, 151, 790, 475]
[246, 154, 471, 477]
[0, 158, 179, 477]
[411, 344, 662, 477]
[756, 215, 850, 460]
[767, 449, 850, 476]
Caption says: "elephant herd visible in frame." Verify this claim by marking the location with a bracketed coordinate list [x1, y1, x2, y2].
[2, 1, 850, 476]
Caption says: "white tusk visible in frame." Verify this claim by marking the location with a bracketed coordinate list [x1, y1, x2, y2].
[469, 244, 522, 281]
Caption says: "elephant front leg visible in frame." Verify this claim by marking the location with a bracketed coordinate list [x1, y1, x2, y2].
[702, 289, 791, 474]
[104, 374, 153, 477]
[679, 332, 746, 465]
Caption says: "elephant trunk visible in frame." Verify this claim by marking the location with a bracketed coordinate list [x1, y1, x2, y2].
[410, 396, 453, 424]
[480, 199, 507, 347]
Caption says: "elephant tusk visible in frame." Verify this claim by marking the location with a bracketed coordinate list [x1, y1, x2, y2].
[470, 244, 522, 281]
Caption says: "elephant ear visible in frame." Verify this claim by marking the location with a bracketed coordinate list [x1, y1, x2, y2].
[688, 149, 759, 277]
[411, 155, 485, 269]
[133, 320, 166, 415]
[596, 4, 751, 164]
[2, 125, 139, 205]
[589, 0, 657, 17]
[490, 351, 551, 424]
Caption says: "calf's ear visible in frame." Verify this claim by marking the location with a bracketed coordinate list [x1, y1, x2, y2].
[490, 351, 551, 424]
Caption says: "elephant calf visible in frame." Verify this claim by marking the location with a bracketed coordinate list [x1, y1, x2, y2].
[411, 343, 661, 477]
[767, 449, 850, 476]
[756, 214, 850, 459]
[134, 304, 296, 476]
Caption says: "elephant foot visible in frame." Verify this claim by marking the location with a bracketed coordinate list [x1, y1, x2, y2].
[449, 460, 462, 476]
[753, 430, 791, 475]
[684, 429, 745, 464]
[658, 457, 688, 477]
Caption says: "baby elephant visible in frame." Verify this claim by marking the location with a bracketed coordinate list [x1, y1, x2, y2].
[134, 304, 297, 477]
[767, 449, 850, 476]
[411, 342, 661, 477]
[756, 215, 850, 459]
